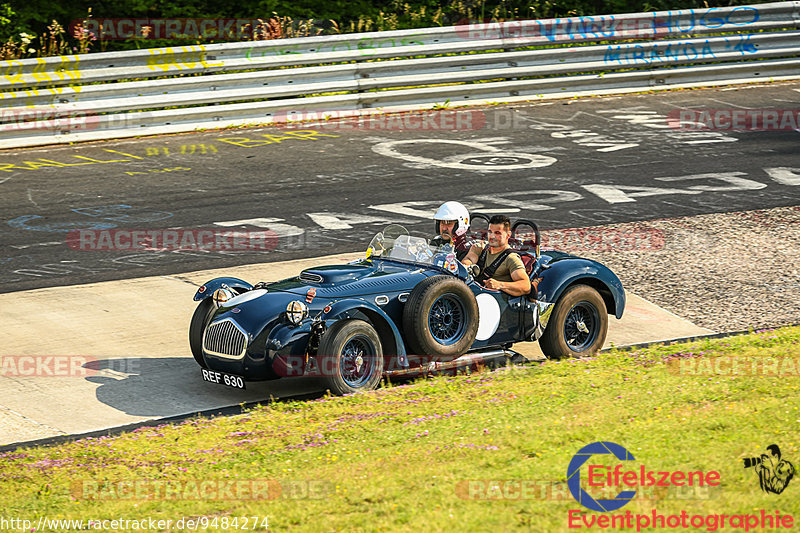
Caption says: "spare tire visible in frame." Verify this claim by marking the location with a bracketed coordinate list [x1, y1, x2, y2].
[402, 275, 479, 357]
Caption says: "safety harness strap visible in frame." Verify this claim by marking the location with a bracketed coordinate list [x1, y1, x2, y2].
[475, 247, 512, 284]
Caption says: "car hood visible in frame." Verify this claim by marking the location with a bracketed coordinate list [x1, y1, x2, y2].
[206, 260, 430, 336]
[268, 260, 429, 298]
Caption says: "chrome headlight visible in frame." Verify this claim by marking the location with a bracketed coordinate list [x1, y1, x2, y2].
[212, 285, 236, 308]
[286, 300, 308, 325]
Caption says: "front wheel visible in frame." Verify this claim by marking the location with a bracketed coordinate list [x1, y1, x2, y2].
[189, 298, 216, 368]
[317, 319, 384, 395]
[539, 285, 608, 359]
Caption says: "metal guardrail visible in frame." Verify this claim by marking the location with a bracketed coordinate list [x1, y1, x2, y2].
[1, 2, 798, 148]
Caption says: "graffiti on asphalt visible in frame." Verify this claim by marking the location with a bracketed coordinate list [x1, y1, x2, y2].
[9, 205, 174, 232]
[3, 166, 799, 284]
[0, 131, 338, 175]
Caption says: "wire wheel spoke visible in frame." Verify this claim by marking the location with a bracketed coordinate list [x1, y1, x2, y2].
[564, 302, 597, 350]
[429, 294, 465, 345]
[341, 336, 374, 387]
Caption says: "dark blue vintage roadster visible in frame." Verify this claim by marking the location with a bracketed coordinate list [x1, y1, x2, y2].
[190, 219, 625, 395]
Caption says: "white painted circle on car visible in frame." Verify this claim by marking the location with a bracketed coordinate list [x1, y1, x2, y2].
[475, 293, 501, 341]
[226, 289, 268, 307]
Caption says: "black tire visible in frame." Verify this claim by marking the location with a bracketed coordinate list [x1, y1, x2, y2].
[402, 275, 479, 357]
[189, 298, 216, 368]
[317, 319, 384, 395]
[539, 284, 608, 359]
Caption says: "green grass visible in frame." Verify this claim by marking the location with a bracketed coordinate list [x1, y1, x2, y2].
[2, 327, 799, 532]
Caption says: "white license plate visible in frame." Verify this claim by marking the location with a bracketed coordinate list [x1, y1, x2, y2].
[201, 369, 246, 390]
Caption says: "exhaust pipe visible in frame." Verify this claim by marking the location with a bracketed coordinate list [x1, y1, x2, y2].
[383, 348, 526, 379]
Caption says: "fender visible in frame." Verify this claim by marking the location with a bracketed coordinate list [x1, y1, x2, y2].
[535, 257, 625, 319]
[193, 277, 254, 301]
[320, 298, 408, 368]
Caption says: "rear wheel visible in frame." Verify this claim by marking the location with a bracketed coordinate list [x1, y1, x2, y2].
[317, 320, 384, 395]
[189, 299, 216, 368]
[539, 285, 608, 359]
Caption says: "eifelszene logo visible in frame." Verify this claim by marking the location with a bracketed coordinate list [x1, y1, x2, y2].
[567, 441, 724, 531]
[566, 442, 796, 532]
[567, 441, 638, 512]
[566, 441, 721, 514]
[744, 444, 796, 495]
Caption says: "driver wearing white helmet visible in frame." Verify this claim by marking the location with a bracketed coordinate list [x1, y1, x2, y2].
[431, 201, 471, 261]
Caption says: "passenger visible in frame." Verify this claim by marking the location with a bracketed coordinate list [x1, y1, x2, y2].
[462, 214, 532, 297]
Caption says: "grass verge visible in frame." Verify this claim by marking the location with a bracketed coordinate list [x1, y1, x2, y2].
[2, 327, 799, 532]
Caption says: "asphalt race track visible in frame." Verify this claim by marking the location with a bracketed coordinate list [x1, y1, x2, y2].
[1, 82, 799, 293]
[0, 81, 799, 447]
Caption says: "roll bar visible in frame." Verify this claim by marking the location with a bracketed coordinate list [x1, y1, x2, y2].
[469, 213, 540, 258]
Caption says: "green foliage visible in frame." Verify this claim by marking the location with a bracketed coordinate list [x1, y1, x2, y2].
[0, 3, 12, 29]
[0, 0, 784, 57]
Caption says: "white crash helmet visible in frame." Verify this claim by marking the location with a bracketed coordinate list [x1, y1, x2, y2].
[434, 201, 470, 237]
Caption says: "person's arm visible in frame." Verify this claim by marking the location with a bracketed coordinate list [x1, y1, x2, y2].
[484, 268, 531, 296]
[461, 244, 480, 266]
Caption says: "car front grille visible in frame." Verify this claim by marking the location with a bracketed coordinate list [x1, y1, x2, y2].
[203, 318, 247, 359]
